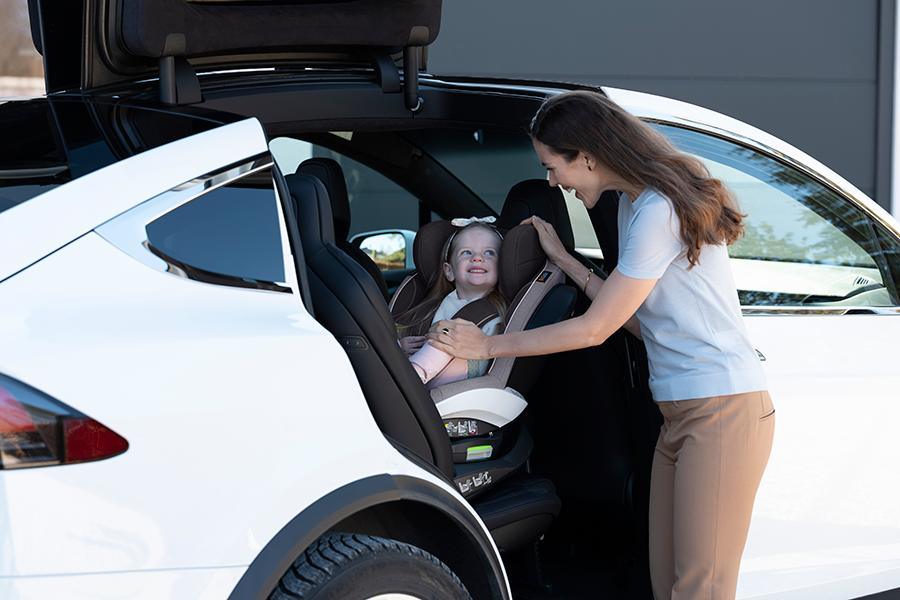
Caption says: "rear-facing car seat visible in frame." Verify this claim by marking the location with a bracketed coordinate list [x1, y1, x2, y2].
[284, 171, 560, 550]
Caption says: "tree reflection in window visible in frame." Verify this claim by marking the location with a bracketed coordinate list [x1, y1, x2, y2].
[654, 124, 899, 307]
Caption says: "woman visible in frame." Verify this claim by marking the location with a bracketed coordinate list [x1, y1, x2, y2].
[427, 90, 775, 600]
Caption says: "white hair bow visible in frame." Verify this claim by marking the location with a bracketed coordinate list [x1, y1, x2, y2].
[450, 216, 497, 227]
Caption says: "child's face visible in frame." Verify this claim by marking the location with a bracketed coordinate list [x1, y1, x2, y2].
[443, 226, 501, 299]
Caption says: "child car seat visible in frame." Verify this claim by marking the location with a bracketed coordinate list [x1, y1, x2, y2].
[389, 216, 578, 467]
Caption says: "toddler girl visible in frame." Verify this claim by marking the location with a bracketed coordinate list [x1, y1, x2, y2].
[397, 218, 505, 389]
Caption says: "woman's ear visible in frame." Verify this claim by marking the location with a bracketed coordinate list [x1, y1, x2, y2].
[580, 151, 594, 171]
[442, 262, 455, 282]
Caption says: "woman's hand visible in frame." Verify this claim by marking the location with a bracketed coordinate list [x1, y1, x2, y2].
[399, 335, 426, 355]
[426, 319, 491, 360]
[521, 215, 567, 264]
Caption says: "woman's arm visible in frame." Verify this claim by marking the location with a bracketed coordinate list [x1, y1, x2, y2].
[428, 269, 656, 359]
[527, 216, 642, 339]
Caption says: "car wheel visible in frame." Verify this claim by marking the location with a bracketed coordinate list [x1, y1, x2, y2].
[269, 532, 472, 600]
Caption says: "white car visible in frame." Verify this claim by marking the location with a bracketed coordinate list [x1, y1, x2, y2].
[1, 1, 899, 599]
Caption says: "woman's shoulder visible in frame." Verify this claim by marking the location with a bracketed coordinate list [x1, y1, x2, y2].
[632, 188, 679, 227]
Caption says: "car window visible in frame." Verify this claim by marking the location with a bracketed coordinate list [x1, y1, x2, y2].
[270, 136, 419, 237]
[146, 168, 285, 285]
[657, 124, 899, 307]
[403, 128, 601, 255]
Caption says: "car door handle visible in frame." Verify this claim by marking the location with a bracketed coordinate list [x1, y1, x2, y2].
[755, 349, 766, 362]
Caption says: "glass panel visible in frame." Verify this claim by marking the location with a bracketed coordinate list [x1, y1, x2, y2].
[146, 168, 284, 284]
[404, 129, 544, 213]
[270, 136, 419, 237]
[657, 124, 899, 307]
[404, 128, 601, 252]
[358, 232, 407, 271]
[561, 186, 602, 257]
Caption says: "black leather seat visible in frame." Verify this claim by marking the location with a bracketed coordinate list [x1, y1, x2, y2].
[296, 158, 390, 299]
[285, 172, 560, 549]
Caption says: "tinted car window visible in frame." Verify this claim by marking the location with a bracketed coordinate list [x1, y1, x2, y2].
[146, 170, 285, 284]
[658, 124, 900, 307]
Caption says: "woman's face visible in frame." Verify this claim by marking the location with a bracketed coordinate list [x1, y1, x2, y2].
[443, 226, 501, 299]
[532, 139, 618, 209]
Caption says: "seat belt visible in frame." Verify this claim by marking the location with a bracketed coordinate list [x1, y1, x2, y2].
[396, 297, 500, 337]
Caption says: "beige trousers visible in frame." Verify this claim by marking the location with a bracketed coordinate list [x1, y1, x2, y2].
[649, 391, 775, 600]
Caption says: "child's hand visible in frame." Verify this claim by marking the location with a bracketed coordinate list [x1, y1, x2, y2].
[399, 335, 427, 355]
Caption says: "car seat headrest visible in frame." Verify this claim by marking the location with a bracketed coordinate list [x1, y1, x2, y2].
[498, 224, 546, 301]
[406, 220, 546, 304]
[497, 179, 575, 250]
[412, 220, 456, 289]
[285, 173, 336, 250]
[297, 158, 351, 239]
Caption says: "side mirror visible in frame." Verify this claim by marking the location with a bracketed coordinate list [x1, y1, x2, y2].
[350, 230, 416, 271]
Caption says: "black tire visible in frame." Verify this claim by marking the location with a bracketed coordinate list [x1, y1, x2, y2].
[269, 532, 472, 600]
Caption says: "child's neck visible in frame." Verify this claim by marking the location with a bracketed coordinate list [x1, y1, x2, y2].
[455, 286, 491, 301]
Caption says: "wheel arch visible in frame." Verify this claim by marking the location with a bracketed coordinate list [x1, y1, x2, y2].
[228, 474, 509, 600]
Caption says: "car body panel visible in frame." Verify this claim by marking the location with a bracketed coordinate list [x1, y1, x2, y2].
[739, 315, 900, 598]
[0, 229, 486, 580]
[0, 566, 246, 600]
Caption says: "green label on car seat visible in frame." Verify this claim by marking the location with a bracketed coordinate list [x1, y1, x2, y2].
[466, 445, 493, 461]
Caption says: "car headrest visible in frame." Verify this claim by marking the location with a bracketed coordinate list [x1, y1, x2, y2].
[412, 220, 456, 290]
[497, 179, 575, 250]
[285, 173, 336, 251]
[498, 224, 546, 301]
[296, 158, 351, 240]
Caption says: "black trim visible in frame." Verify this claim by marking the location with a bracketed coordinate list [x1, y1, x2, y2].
[146, 242, 291, 293]
[855, 587, 900, 599]
[227, 474, 509, 600]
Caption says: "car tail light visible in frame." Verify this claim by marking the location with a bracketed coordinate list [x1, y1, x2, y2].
[0, 374, 128, 470]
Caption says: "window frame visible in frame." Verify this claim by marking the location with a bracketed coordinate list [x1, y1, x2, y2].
[651, 119, 900, 316]
[96, 153, 298, 295]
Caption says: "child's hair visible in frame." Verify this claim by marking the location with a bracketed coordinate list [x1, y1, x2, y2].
[396, 222, 506, 334]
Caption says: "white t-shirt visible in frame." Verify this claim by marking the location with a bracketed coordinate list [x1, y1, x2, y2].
[616, 188, 766, 401]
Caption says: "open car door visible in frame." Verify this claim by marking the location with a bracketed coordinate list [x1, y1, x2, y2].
[27, 0, 439, 109]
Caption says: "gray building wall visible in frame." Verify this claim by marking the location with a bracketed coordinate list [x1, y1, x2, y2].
[428, 0, 895, 212]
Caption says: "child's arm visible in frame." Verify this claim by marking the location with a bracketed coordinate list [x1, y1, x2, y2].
[409, 342, 455, 384]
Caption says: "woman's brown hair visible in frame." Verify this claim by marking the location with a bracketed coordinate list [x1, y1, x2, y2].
[395, 223, 506, 336]
[530, 90, 743, 267]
